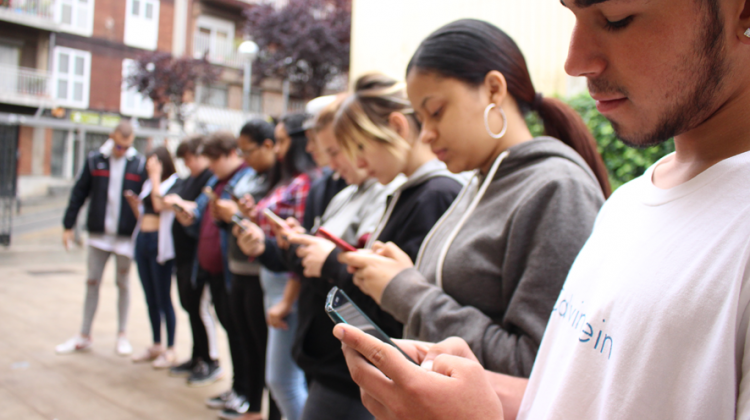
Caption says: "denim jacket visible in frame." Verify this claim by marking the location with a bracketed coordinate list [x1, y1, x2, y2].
[188, 165, 255, 290]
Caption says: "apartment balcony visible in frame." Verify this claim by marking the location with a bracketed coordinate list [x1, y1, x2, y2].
[193, 32, 245, 69]
[0, 64, 55, 108]
[0, 0, 59, 31]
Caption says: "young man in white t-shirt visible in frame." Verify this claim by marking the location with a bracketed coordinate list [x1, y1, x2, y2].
[331, 0, 750, 419]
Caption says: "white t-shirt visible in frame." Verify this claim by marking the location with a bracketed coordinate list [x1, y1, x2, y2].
[519, 151, 750, 420]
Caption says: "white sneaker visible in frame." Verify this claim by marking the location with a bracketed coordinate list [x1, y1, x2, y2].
[55, 335, 92, 354]
[115, 336, 133, 356]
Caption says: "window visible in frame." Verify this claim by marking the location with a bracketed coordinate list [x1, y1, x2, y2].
[193, 15, 235, 64]
[120, 59, 154, 118]
[53, 47, 90, 109]
[124, 0, 160, 51]
[57, 0, 94, 36]
[198, 85, 229, 108]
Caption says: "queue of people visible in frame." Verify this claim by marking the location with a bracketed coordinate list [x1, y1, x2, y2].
[56, 4, 750, 420]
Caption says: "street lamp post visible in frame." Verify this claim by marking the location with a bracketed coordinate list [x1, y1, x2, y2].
[238, 40, 259, 113]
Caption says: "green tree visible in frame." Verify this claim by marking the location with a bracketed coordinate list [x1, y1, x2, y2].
[527, 94, 674, 190]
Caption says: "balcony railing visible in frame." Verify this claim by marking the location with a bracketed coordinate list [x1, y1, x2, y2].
[0, 0, 58, 30]
[0, 64, 53, 108]
[193, 32, 245, 69]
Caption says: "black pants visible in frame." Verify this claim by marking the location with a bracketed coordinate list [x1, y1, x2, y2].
[175, 260, 211, 362]
[229, 273, 268, 411]
[301, 380, 373, 420]
[199, 268, 245, 393]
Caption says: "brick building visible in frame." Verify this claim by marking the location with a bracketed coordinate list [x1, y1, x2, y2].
[0, 0, 301, 198]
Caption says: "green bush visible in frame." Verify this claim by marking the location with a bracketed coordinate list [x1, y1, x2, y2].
[526, 94, 674, 191]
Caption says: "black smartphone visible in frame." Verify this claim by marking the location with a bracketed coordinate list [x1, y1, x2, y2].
[172, 203, 186, 213]
[325, 286, 416, 364]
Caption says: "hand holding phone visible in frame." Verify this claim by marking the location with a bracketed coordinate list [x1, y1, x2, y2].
[326, 286, 416, 364]
[316, 227, 356, 252]
[263, 208, 291, 231]
[231, 214, 250, 232]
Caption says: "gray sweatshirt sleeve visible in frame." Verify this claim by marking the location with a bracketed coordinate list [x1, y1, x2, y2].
[381, 176, 604, 377]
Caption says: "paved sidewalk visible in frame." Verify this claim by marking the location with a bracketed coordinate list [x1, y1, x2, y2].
[0, 226, 236, 420]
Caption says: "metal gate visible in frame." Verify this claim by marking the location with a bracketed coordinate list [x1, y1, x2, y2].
[0, 124, 19, 246]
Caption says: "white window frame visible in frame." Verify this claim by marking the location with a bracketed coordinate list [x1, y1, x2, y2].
[120, 59, 154, 118]
[193, 15, 235, 62]
[124, 0, 161, 51]
[56, 0, 95, 37]
[53, 46, 91, 109]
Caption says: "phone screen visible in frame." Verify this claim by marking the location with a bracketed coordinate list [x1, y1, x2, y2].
[325, 287, 416, 364]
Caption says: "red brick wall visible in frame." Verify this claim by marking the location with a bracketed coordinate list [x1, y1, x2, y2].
[89, 54, 124, 113]
[92, 0, 126, 43]
[43, 128, 52, 176]
[158, 0, 175, 53]
[17, 126, 33, 176]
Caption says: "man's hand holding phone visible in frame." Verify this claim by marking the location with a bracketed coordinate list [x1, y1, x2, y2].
[164, 194, 196, 226]
[238, 194, 256, 220]
[337, 241, 414, 305]
[234, 219, 266, 257]
[334, 324, 505, 420]
[212, 199, 239, 223]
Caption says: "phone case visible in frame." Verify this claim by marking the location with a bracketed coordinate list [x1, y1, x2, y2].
[316, 227, 357, 252]
[325, 287, 416, 364]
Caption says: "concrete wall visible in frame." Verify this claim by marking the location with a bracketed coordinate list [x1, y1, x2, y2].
[350, 0, 583, 96]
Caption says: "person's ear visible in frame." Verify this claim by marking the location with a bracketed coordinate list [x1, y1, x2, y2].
[484, 70, 509, 107]
[738, 0, 750, 44]
[263, 138, 275, 149]
[388, 112, 412, 143]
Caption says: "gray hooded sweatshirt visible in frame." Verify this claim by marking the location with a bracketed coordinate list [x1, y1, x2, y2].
[380, 137, 605, 377]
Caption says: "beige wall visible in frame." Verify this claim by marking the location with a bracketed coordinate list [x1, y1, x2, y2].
[350, 0, 585, 96]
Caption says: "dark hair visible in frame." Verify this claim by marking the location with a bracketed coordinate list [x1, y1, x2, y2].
[239, 119, 276, 145]
[202, 131, 238, 159]
[176, 135, 205, 158]
[147, 146, 176, 182]
[407, 19, 611, 197]
[276, 113, 316, 186]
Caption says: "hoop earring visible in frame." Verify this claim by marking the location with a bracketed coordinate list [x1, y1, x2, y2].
[484, 104, 508, 139]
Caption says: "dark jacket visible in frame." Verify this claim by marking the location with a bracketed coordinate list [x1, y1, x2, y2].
[274, 162, 462, 399]
[63, 149, 146, 236]
[171, 168, 214, 265]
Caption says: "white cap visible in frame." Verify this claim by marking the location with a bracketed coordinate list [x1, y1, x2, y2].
[302, 95, 339, 130]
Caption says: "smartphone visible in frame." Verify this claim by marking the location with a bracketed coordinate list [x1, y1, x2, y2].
[203, 186, 216, 201]
[325, 287, 416, 364]
[316, 227, 357, 252]
[231, 214, 249, 232]
[172, 203, 186, 213]
[224, 184, 240, 202]
[263, 208, 290, 231]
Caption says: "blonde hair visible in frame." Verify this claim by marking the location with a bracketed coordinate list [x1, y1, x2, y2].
[313, 93, 348, 133]
[334, 73, 418, 160]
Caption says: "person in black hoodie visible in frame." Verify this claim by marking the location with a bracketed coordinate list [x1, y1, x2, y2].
[281, 76, 462, 420]
[56, 121, 146, 356]
[167, 136, 220, 383]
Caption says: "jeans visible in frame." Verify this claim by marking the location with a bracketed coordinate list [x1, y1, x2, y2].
[134, 231, 176, 347]
[81, 245, 131, 336]
[260, 267, 308, 420]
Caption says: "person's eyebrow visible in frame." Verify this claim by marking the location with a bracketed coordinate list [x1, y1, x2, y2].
[560, 0, 611, 8]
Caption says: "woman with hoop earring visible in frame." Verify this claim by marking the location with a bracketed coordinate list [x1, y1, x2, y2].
[338, 19, 611, 378]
